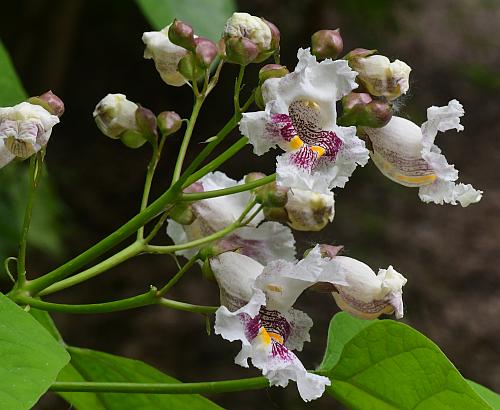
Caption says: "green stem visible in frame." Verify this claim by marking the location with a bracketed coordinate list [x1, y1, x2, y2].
[234, 66, 245, 113]
[182, 137, 249, 189]
[16, 154, 42, 286]
[49, 377, 269, 394]
[14, 289, 217, 315]
[172, 96, 205, 184]
[156, 254, 198, 297]
[181, 174, 276, 201]
[38, 241, 144, 296]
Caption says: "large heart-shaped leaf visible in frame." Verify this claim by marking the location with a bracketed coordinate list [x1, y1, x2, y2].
[321, 312, 492, 409]
[136, 0, 235, 40]
[0, 293, 70, 410]
[59, 347, 222, 409]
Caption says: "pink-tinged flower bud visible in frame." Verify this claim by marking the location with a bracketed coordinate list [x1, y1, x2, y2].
[194, 37, 218, 68]
[262, 18, 280, 51]
[157, 111, 182, 136]
[224, 36, 259, 66]
[311, 29, 343, 60]
[135, 105, 158, 140]
[93, 94, 138, 139]
[258, 64, 288, 84]
[168, 19, 196, 51]
[223, 12, 274, 65]
[345, 49, 411, 100]
[339, 92, 393, 128]
[28, 90, 65, 117]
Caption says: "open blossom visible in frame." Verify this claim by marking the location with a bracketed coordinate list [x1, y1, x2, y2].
[0, 102, 59, 168]
[167, 171, 296, 264]
[142, 25, 188, 87]
[325, 256, 407, 319]
[240, 48, 369, 194]
[364, 99, 483, 206]
[212, 246, 347, 401]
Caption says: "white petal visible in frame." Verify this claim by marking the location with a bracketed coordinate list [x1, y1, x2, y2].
[261, 77, 280, 105]
[282, 308, 313, 352]
[418, 179, 483, 207]
[229, 221, 296, 264]
[211, 252, 264, 308]
[239, 110, 278, 155]
[165, 219, 198, 259]
[256, 246, 345, 312]
[142, 26, 188, 87]
[276, 153, 332, 194]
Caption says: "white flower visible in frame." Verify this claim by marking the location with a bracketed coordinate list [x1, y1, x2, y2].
[93, 94, 138, 139]
[142, 25, 188, 87]
[166, 171, 296, 264]
[364, 99, 483, 207]
[285, 188, 334, 231]
[326, 256, 407, 319]
[212, 247, 347, 401]
[0, 102, 59, 168]
[240, 48, 369, 194]
[224, 12, 272, 51]
[351, 54, 411, 100]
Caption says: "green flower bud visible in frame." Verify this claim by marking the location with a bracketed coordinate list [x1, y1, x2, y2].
[120, 130, 147, 149]
[177, 53, 204, 81]
[157, 111, 182, 136]
[168, 19, 196, 51]
[311, 29, 343, 60]
[224, 36, 259, 66]
[258, 64, 289, 84]
[170, 202, 196, 225]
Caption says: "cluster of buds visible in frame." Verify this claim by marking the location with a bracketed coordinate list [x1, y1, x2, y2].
[248, 173, 335, 232]
[142, 20, 218, 86]
[222, 12, 280, 65]
[93, 94, 181, 147]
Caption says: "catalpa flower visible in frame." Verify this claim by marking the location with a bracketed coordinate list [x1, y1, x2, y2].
[240, 48, 369, 194]
[167, 172, 296, 264]
[0, 102, 59, 168]
[364, 100, 483, 207]
[212, 246, 347, 401]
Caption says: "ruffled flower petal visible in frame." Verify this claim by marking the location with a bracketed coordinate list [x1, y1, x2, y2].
[239, 110, 278, 155]
[0, 140, 15, 168]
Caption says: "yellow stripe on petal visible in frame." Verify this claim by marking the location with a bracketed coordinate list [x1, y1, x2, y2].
[258, 327, 271, 346]
[310, 145, 326, 158]
[268, 332, 284, 344]
[395, 173, 437, 185]
[289, 135, 304, 150]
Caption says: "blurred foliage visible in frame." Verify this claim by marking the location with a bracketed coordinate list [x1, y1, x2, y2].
[0, 40, 65, 271]
[462, 64, 500, 90]
[136, 0, 235, 38]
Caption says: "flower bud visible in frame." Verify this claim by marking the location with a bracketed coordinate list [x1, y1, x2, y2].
[194, 37, 218, 68]
[142, 25, 189, 87]
[120, 130, 147, 149]
[285, 189, 334, 231]
[177, 53, 204, 81]
[28, 90, 65, 117]
[262, 18, 280, 51]
[157, 111, 182, 136]
[170, 202, 196, 225]
[93, 94, 138, 139]
[311, 29, 343, 60]
[245, 173, 288, 207]
[168, 19, 196, 51]
[339, 92, 393, 128]
[258, 64, 289, 84]
[135, 105, 158, 140]
[346, 49, 411, 100]
[223, 12, 274, 64]
[263, 206, 289, 223]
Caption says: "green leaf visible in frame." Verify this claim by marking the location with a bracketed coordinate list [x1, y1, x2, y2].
[29, 307, 64, 343]
[322, 313, 491, 409]
[136, 0, 235, 40]
[61, 347, 222, 409]
[317, 311, 372, 371]
[0, 292, 70, 410]
[468, 380, 500, 409]
[0, 40, 26, 105]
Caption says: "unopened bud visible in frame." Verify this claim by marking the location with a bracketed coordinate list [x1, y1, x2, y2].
[93, 94, 138, 139]
[345, 49, 411, 100]
[257, 182, 288, 207]
[170, 202, 196, 225]
[311, 29, 343, 60]
[245, 172, 267, 183]
[177, 53, 204, 81]
[194, 37, 218, 68]
[224, 37, 259, 65]
[339, 92, 393, 128]
[135, 105, 158, 140]
[258, 64, 288, 84]
[120, 130, 147, 149]
[263, 206, 289, 223]
[157, 111, 182, 136]
[28, 90, 64, 117]
[168, 19, 196, 51]
[262, 18, 280, 51]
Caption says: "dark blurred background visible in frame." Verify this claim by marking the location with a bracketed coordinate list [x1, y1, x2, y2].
[1, 0, 499, 409]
